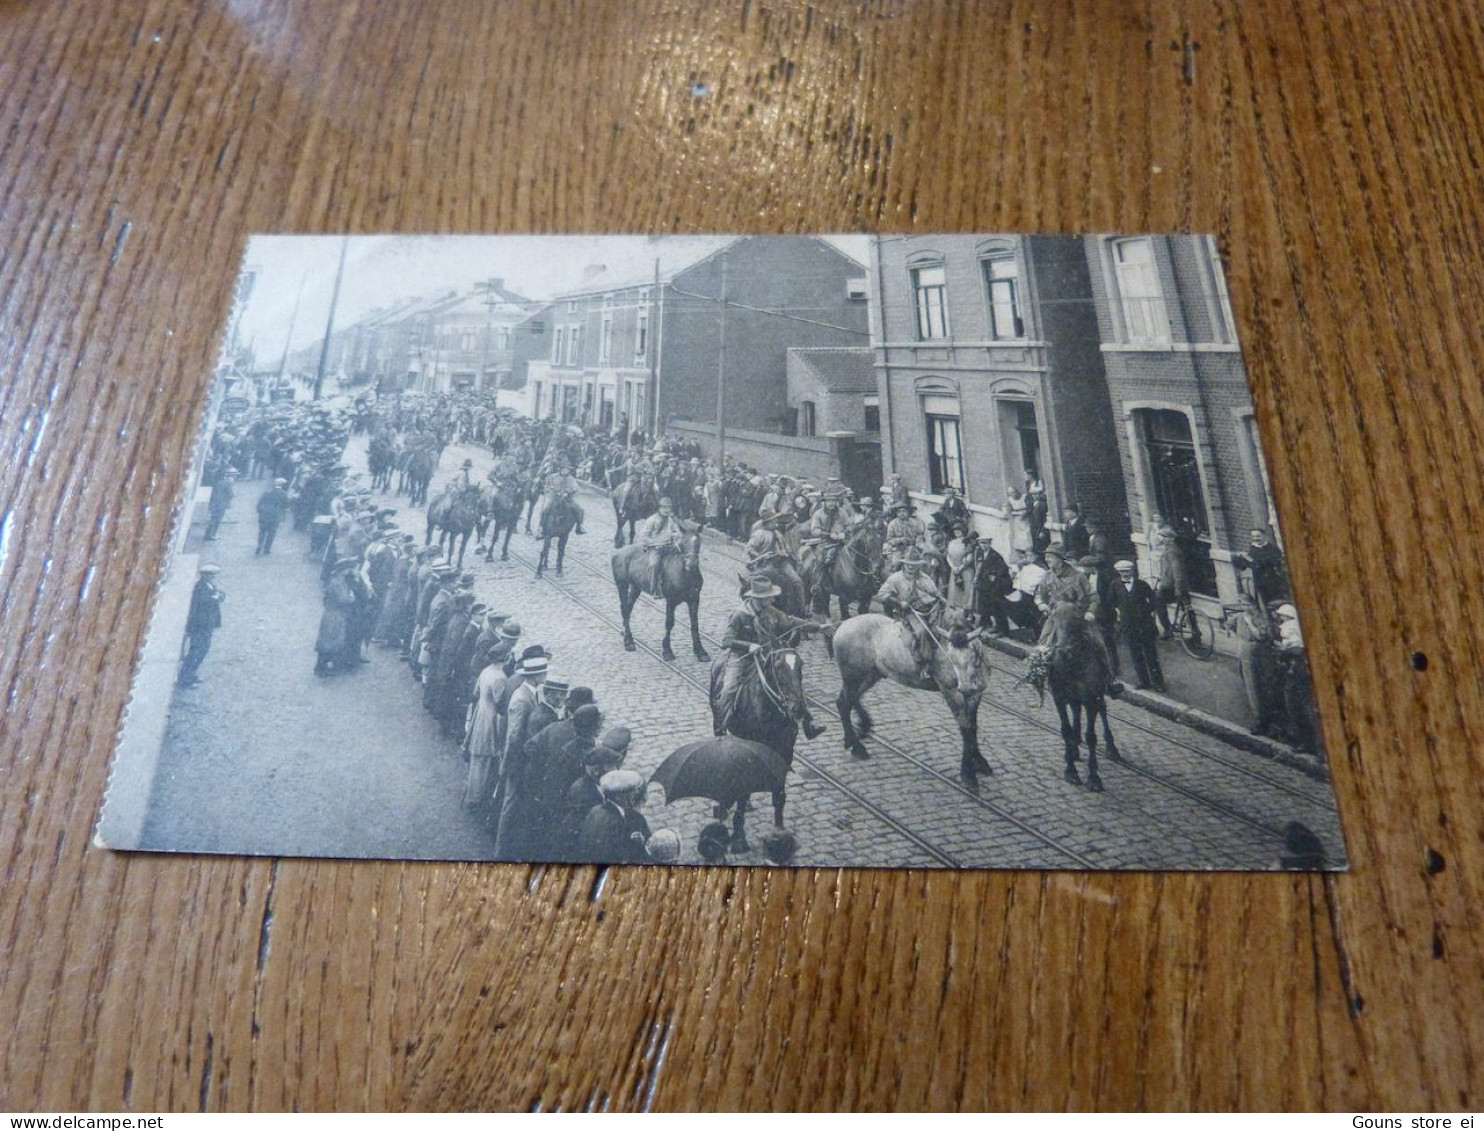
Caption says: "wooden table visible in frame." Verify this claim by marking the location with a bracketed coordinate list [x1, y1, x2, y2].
[2, 1, 1480, 1111]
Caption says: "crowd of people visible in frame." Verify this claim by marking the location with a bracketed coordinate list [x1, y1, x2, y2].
[187, 387, 1321, 871]
[189, 391, 813, 864]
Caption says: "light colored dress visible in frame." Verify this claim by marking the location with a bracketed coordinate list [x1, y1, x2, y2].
[946, 536, 976, 609]
[1007, 493, 1032, 553]
[462, 664, 508, 808]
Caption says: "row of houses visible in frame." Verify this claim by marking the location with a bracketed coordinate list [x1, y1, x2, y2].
[301, 234, 1278, 610]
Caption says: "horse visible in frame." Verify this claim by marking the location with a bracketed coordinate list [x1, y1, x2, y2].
[403, 445, 437, 507]
[367, 431, 397, 492]
[426, 482, 480, 568]
[1042, 603, 1121, 792]
[478, 477, 524, 562]
[612, 527, 709, 662]
[811, 519, 885, 619]
[535, 494, 579, 577]
[707, 637, 812, 848]
[828, 604, 994, 787]
[611, 476, 658, 547]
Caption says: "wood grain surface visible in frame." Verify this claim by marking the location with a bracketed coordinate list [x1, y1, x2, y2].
[2, 0, 1481, 1112]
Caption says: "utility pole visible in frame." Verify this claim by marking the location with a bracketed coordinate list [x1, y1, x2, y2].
[645, 257, 661, 448]
[312, 235, 349, 401]
[276, 276, 306, 386]
[716, 247, 728, 467]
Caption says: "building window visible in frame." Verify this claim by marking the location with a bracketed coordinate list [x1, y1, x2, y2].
[552, 327, 565, 364]
[635, 309, 649, 358]
[566, 325, 581, 366]
[497, 328, 510, 350]
[863, 396, 880, 433]
[845, 277, 868, 302]
[600, 315, 613, 363]
[567, 300, 577, 314]
[532, 380, 542, 416]
[798, 401, 817, 437]
[912, 264, 950, 340]
[996, 399, 1041, 491]
[1112, 238, 1169, 344]
[982, 254, 1024, 339]
[1137, 408, 1217, 595]
[1200, 235, 1236, 344]
[923, 397, 965, 493]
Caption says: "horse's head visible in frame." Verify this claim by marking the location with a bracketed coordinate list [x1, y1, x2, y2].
[760, 646, 810, 726]
[679, 525, 703, 574]
[935, 605, 990, 696]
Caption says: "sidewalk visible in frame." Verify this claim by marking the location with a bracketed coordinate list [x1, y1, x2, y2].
[136, 478, 493, 859]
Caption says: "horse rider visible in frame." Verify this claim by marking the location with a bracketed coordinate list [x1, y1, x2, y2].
[1033, 544, 1116, 676]
[457, 458, 475, 487]
[714, 575, 826, 740]
[801, 486, 851, 606]
[884, 501, 926, 572]
[638, 496, 683, 592]
[746, 507, 796, 570]
[541, 458, 586, 534]
[874, 546, 944, 681]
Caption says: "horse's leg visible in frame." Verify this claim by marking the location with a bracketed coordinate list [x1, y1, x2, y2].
[457, 529, 469, 568]
[837, 677, 873, 760]
[838, 593, 851, 621]
[730, 800, 750, 853]
[944, 692, 982, 788]
[1085, 704, 1104, 792]
[425, 516, 434, 546]
[688, 594, 709, 661]
[1056, 699, 1081, 785]
[613, 512, 625, 549]
[771, 784, 786, 829]
[965, 693, 990, 775]
[619, 582, 637, 651]
[853, 700, 873, 739]
[500, 519, 513, 561]
[535, 536, 547, 577]
[661, 598, 677, 661]
[554, 531, 568, 575]
[1098, 700, 1121, 762]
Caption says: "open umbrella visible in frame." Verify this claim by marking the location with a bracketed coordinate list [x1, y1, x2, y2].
[649, 737, 790, 807]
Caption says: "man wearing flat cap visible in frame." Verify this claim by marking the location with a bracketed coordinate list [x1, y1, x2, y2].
[178, 563, 225, 688]
[576, 770, 652, 864]
[255, 477, 290, 555]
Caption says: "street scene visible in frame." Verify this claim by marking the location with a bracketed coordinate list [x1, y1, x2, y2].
[102, 235, 1346, 870]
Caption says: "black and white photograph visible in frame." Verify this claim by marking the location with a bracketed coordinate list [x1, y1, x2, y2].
[99, 233, 1346, 870]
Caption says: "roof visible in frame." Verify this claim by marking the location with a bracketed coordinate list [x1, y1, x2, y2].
[789, 348, 877, 395]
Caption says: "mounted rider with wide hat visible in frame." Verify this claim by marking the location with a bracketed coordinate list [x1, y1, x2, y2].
[800, 485, 851, 609]
[874, 545, 944, 680]
[714, 574, 826, 739]
[637, 495, 683, 592]
[541, 457, 586, 535]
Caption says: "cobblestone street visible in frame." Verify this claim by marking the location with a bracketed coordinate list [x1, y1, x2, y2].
[138, 432, 1347, 869]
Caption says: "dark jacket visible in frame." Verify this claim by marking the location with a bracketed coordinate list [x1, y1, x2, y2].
[186, 578, 223, 634]
[256, 486, 289, 524]
[577, 802, 651, 864]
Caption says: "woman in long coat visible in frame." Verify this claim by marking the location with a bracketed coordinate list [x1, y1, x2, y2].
[314, 559, 359, 675]
[463, 660, 509, 809]
[1006, 487, 1033, 554]
[945, 524, 977, 609]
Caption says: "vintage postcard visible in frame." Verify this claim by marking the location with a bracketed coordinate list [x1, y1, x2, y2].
[99, 234, 1346, 870]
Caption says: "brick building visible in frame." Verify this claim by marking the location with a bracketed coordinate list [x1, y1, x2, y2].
[1083, 234, 1278, 605]
[871, 234, 1128, 550]
[518, 237, 870, 441]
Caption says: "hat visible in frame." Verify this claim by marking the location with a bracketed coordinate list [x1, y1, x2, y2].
[1114, 559, 1135, 572]
[746, 575, 782, 599]
[567, 686, 595, 710]
[598, 769, 645, 798]
[519, 644, 552, 661]
[458, 572, 476, 588]
[572, 704, 603, 734]
[599, 726, 632, 754]
[583, 743, 625, 769]
[900, 547, 925, 568]
[543, 677, 569, 694]
[499, 619, 523, 639]
[697, 821, 730, 862]
[645, 828, 682, 863]
[274, 478, 287, 486]
[519, 655, 549, 675]
[1077, 554, 1105, 568]
[198, 564, 222, 575]
[1044, 544, 1068, 560]
[1275, 603, 1298, 620]
[461, 459, 473, 469]
[485, 609, 509, 625]
[658, 496, 674, 507]
[893, 502, 910, 514]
